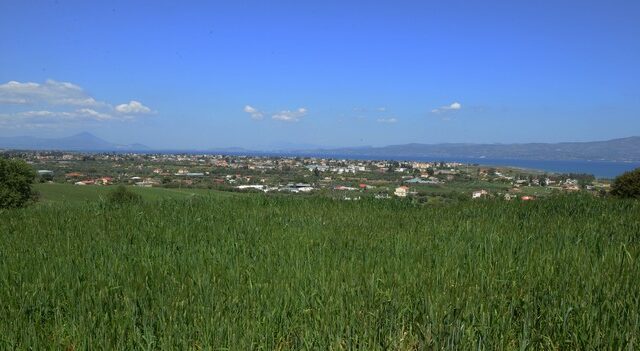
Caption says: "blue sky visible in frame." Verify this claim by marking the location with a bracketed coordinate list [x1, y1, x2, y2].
[1, 1, 639, 149]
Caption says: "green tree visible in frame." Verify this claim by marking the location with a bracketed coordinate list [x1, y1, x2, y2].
[0, 157, 36, 208]
[611, 168, 640, 198]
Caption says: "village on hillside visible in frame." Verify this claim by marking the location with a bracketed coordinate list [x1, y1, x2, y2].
[4, 150, 610, 203]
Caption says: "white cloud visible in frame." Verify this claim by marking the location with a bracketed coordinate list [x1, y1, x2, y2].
[377, 117, 398, 123]
[243, 105, 264, 120]
[431, 102, 462, 114]
[0, 79, 102, 106]
[115, 100, 152, 114]
[0, 80, 154, 128]
[243, 105, 308, 122]
[376, 107, 387, 112]
[272, 108, 308, 122]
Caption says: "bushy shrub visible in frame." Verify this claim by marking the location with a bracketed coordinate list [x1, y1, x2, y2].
[611, 168, 640, 199]
[0, 157, 36, 209]
[107, 185, 142, 205]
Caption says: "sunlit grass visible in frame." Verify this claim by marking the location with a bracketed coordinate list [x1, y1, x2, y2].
[1, 194, 638, 349]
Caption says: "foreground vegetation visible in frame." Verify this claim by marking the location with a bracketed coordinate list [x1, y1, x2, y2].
[611, 167, 640, 198]
[1, 193, 639, 349]
[0, 157, 35, 208]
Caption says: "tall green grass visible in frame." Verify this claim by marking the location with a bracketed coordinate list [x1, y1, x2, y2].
[1, 194, 639, 349]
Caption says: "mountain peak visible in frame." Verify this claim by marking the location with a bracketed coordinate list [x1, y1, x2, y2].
[71, 131, 98, 138]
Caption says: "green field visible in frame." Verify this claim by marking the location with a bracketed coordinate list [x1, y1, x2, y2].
[1, 193, 639, 349]
[33, 183, 239, 204]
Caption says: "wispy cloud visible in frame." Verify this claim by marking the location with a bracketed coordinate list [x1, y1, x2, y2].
[18, 108, 128, 122]
[243, 105, 264, 120]
[377, 117, 398, 123]
[354, 106, 387, 113]
[0, 79, 154, 128]
[0, 80, 102, 106]
[272, 108, 308, 122]
[431, 102, 462, 114]
[0, 108, 132, 129]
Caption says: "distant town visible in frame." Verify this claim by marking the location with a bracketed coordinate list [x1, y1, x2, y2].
[3, 150, 610, 202]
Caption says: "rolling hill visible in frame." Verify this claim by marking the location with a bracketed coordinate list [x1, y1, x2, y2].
[301, 137, 640, 162]
[0, 132, 149, 151]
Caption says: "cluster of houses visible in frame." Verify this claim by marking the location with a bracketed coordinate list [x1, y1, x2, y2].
[61, 172, 114, 186]
[236, 183, 314, 193]
[22, 150, 606, 201]
[306, 164, 367, 174]
[471, 189, 535, 201]
[44, 171, 162, 187]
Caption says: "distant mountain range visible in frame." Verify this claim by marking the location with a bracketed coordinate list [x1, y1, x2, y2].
[0, 132, 149, 151]
[299, 137, 640, 162]
[1, 133, 639, 162]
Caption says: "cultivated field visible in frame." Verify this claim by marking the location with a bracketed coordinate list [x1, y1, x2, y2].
[1, 193, 639, 349]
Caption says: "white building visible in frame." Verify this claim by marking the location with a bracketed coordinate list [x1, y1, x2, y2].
[394, 186, 409, 197]
[472, 190, 488, 199]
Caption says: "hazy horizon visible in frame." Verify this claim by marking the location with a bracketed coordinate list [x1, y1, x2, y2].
[3, 131, 640, 155]
[1, 1, 639, 149]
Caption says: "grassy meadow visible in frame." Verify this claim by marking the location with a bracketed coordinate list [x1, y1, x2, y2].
[1, 190, 639, 349]
[33, 183, 241, 204]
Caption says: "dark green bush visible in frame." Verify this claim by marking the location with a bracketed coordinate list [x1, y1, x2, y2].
[106, 185, 142, 205]
[611, 167, 640, 198]
[0, 157, 36, 209]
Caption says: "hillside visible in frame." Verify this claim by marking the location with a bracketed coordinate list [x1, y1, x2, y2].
[305, 136, 640, 162]
[0, 132, 149, 151]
